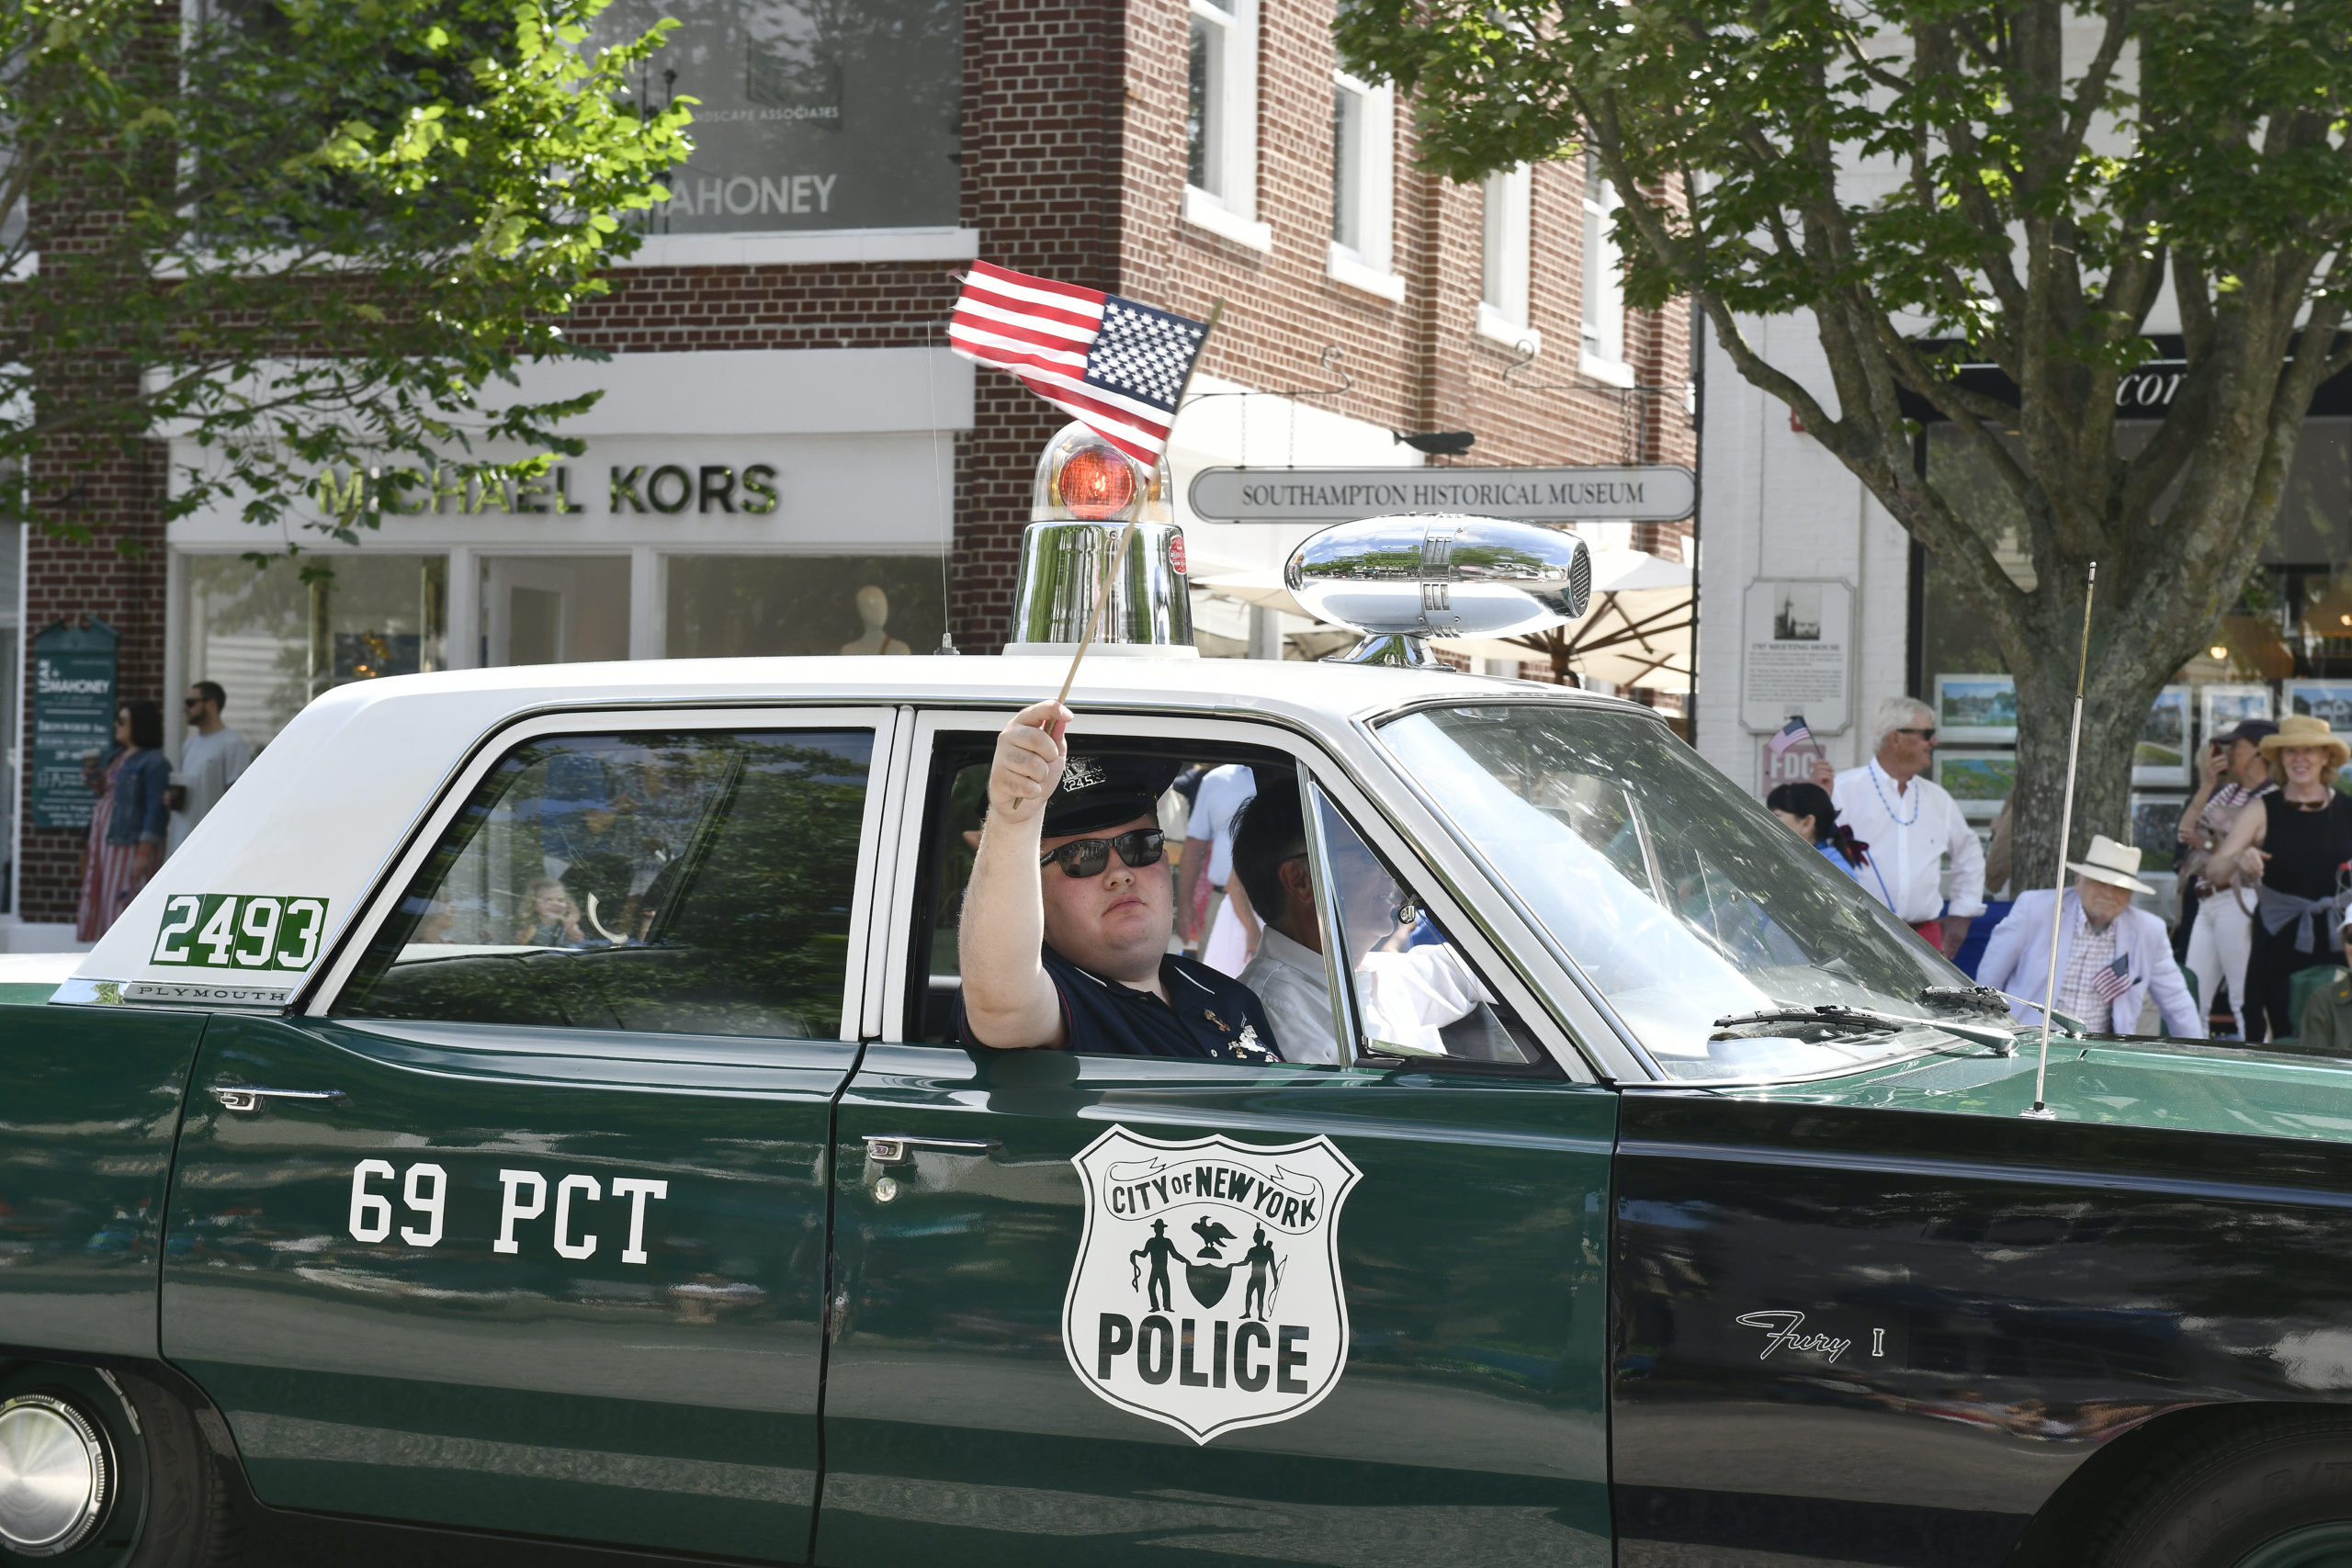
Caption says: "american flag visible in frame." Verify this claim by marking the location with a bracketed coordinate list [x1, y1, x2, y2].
[949, 261, 1210, 465]
[2091, 950, 2133, 1003]
[1767, 716, 1814, 756]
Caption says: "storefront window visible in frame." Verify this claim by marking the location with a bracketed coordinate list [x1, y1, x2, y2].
[600, 0, 964, 234]
[666, 555, 943, 658]
[181, 554, 447, 747]
[480, 555, 631, 666]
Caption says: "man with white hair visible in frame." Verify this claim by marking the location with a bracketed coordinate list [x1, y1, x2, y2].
[1815, 695, 1986, 956]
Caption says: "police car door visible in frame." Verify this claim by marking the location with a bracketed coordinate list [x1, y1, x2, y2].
[817, 709, 1619, 1568]
[158, 706, 908, 1563]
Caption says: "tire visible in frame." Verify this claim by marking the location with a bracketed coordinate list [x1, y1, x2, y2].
[2085, 1410, 2352, 1568]
[0, 1361, 240, 1568]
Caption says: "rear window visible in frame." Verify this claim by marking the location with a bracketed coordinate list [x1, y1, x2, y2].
[337, 729, 872, 1038]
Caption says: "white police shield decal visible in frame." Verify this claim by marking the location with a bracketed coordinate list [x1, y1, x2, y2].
[1063, 1125, 1362, 1444]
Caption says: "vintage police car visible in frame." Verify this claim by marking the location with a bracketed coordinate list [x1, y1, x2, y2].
[10, 433, 2352, 1568]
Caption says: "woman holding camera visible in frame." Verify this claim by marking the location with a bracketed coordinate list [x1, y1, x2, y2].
[2175, 719, 2277, 1037]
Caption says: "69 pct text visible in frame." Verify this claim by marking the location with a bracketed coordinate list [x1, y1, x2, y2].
[347, 1161, 670, 1263]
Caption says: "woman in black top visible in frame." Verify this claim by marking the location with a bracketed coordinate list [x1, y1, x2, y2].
[2211, 715, 2352, 1041]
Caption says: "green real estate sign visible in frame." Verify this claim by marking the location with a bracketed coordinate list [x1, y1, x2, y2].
[29, 621, 118, 830]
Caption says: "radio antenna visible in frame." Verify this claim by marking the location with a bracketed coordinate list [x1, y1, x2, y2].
[2025, 560, 2098, 1120]
[1052, 298, 1226, 716]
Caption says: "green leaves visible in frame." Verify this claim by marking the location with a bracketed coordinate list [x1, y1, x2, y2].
[0, 0, 695, 548]
[1340, 0, 2352, 888]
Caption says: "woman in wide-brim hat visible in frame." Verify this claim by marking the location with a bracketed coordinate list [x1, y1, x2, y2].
[2211, 713, 2352, 1040]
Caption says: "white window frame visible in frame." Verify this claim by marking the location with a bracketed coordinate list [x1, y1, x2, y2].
[1477, 165, 1536, 351]
[1581, 154, 1633, 387]
[1327, 72, 1401, 301]
[1182, 0, 1271, 252]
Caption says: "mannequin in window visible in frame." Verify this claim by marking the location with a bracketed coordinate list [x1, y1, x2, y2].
[841, 585, 912, 657]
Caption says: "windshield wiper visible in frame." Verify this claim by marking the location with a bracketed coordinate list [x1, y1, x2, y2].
[1712, 1004, 2021, 1055]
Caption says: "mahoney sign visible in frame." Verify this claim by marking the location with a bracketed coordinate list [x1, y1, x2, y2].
[1064, 1126, 1362, 1444]
[310, 461, 781, 520]
[1187, 464, 1697, 525]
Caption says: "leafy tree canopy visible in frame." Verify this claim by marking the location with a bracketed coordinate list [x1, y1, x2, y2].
[1340, 0, 2352, 884]
[0, 0, 691, 556]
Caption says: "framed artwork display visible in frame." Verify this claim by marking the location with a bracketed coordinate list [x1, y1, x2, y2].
[2285, 682, 2352, 731]
[2199, 684, 2273, 742]
[2135, 686, 2192, 786]
[2130, 795, 2188, 876]
[1933, 674, 2018, 744]
[1934, 750, 2016, 820]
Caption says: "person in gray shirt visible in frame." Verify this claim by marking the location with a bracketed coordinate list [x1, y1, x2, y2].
[168, 682, 254, 854]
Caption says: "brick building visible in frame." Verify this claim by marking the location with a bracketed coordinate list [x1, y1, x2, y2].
[3, 0, 1690, 943]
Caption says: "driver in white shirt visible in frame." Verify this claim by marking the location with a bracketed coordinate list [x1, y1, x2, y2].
[1233, 784, 1487, 1064]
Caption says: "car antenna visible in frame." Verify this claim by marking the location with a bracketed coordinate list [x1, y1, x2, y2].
[2023, 560, 2097, 1121]
[1051, 298, 1226, 718]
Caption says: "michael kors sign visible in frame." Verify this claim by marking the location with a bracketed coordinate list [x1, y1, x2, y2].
[1186, 465, 1696, 525]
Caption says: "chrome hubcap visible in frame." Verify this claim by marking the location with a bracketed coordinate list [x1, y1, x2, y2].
[0, 1394, 113, 1556]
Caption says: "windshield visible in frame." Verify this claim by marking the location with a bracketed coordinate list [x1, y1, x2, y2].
[1378, 703, 1970, 1080]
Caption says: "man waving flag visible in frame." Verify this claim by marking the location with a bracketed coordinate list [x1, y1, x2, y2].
[949, 261, 1211, 464]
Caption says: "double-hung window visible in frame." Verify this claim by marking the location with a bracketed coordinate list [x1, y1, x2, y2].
[1478, 164, 1534, 350]
[1184, 0, 1269, 251]
[1328, 72, 1400, 300]
[1581, 151, 1632, 385]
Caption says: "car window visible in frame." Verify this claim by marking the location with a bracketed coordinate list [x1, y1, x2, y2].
[1309, 787, 1545, 1068]
[905, 736, 1296, 1052]
[338, 729, 873, 1038]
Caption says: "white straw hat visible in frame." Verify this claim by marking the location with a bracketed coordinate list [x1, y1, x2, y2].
[2067, 833, 2154, 897]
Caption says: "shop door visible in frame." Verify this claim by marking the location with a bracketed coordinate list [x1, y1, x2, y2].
[481, 555, 631, 666]
[812, 716, 1618, 1568]
[161, 708, 906, 1562]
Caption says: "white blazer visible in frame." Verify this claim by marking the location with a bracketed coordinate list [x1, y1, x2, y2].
[1976, 889, 2207, 1039]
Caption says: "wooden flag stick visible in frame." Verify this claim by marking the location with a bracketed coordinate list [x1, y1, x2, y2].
[1050, 298, 1227, 719]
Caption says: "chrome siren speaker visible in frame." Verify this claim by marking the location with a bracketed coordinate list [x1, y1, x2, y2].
[1285, 514, 1592, 667]
[0, 1394, 115, 1557]
[1005, 423, 1195, 655]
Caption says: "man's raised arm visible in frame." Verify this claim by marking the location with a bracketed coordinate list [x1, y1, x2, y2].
[959, 700, 1072, 1050]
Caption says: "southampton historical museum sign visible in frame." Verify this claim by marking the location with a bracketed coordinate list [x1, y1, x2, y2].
[1186, 465, 1698, 525]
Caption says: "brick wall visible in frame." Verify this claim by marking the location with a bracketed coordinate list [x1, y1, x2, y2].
[1118, 0, 1693, 476]
[16, 434, 168, 923]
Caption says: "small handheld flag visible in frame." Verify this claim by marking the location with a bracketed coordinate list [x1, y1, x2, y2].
[1768, 716, 1814, 757]
[2090, 950, 2132, 1004]
[950, 262, 1211, 465]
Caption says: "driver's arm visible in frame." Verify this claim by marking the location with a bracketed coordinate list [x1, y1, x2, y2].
[959, 701, 1073, 1051]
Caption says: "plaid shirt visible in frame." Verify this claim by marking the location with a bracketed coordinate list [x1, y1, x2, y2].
[2055, 906, 2124, 1025]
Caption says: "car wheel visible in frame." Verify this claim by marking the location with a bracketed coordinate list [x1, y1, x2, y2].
[2086, 1412, 2352, 1568]
[0, 1362, 238, 1567]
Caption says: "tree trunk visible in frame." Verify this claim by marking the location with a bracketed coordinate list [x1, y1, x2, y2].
[2007, 651, 2162, 898]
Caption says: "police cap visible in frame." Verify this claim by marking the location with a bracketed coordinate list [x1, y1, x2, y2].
[1040, 753, 1182, 836]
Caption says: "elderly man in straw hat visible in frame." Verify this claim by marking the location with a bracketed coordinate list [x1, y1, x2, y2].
[2206, 712, 2352, 1041]
[1977, 835, 2205, 1038]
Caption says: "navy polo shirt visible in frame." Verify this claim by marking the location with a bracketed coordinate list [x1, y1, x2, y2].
[956, 944, 1284, 1062]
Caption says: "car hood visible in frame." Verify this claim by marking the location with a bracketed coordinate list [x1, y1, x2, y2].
[1729, 1036, 2352, 1145]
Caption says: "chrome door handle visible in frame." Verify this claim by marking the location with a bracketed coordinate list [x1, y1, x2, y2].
[210, 1086, 348, 1114]
[863, 1134, 1001, 1165]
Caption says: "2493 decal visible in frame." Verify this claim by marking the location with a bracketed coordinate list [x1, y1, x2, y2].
[153, 894, 328, 970]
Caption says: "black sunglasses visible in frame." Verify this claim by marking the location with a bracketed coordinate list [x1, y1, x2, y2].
[1894, 726, 1937, 740]
[1038, 828, 1166, 879]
